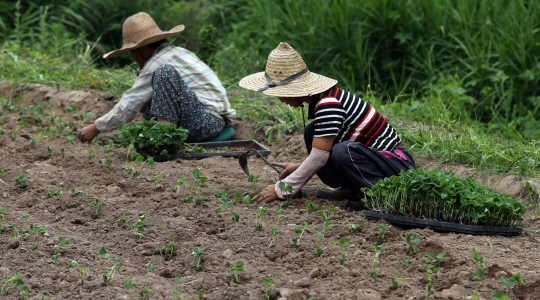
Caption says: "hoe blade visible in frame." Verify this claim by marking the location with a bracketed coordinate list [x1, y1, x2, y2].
[238, 150, 281, 176]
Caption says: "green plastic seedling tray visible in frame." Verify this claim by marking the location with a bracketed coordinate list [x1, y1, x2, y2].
[363, 211, 522, 236]
[140, 139, 271, 162]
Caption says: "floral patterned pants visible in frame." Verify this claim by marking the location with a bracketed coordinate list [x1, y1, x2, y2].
[143, 64, 225, 142]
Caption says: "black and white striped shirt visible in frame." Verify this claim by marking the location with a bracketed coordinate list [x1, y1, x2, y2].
[308, 87, 401, 151]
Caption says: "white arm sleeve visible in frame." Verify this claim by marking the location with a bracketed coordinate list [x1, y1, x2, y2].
[94, 103, 139, 133]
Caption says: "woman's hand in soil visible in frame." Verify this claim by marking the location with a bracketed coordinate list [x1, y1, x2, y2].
[77, 124, 100, 143]
[272, 162, 302, 179]
[253, 185, 279, 204]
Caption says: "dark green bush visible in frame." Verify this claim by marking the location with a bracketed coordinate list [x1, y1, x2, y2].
[118, 118, 188, 156]
[361, 168, 526, 227]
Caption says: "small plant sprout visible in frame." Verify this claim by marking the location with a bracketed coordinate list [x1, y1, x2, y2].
[15, 277, 48, 300]
[422, 253, 446, 273]
[229, 260, 244, 283]
[261, 277, 274, 300]
[254, 206, 269, 231]
[156, 237, 178, 261]
[70, 188, 88, 205]
[79, 112, 93, 128]
[305, 199, 317, 212]
[172, 177, 186, 193]
[269, 204, 286, 247]
[248, 174, 260, 194]
[337, 238, 353, 265]
[471, 248, 487, 281]
[292, 221, 309, 249]
[424, 272, 434, 297]
[15, 173, 27, 190]
[28, 224, 46, 250]
[1, 272, 22, 293]
[67, 260, 89, 294]
[130, 215, 148, 241]
[21, 214, 30, 235]
[171, 276, 199, 300]
[391, 257, 411, 290]
[219, 191, 251, 222]
[87, 199, 106, 219]
[192, 168, 208, 203]
[85, 138, 98, 161]
[0, 206, 7, 234]
[147, 157, 157, 187]
[369, 245, 383, 278]
[278, 181, 294, 207]
[400, 231, 420, 254]
[66, 105, 78, 125]
[345, 218, 365, 232]
[493, 290, 511, 300]
[100, 139, 115, 166]
[312, 206, 336, 257]
[100, 246, 123, 284]
[499, 272, 525, 293]
[0, 116, 10, 134]
[52, 236, 70, 263]
[191, 247, 204, 271]
[375, 223, 390, 244]
[214, 205, 222, 217]
[124, 261, 155, 299]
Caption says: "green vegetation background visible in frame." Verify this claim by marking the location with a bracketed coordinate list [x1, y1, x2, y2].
[1, 0, 540, 178]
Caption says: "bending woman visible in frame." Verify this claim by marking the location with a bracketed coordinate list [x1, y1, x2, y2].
[239, 42, 415, 203]
[77, 12, 235, 143]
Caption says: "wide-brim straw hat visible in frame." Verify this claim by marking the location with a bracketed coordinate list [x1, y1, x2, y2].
[103, 12, 185, 59]
[239, 42, 337, 97]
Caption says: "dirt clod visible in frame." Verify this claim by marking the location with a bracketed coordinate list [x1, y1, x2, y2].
[7, 240, 19, 250]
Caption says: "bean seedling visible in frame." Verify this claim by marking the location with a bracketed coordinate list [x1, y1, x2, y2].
[279, 181, 294, 207]
[269, 204, 286, 247]
[248, 174, 260, 194]
[79, 112, 93, 128]
[493, 290, 511, 300]
[171, 276, 198, 300]
[216, 190, 251, 222]
[375, 224, 390, 245]
[16, 278, 48, 300]
[499, 272, 525, 293]
[29, 224, 46, 250]
[214, 205, 222, 217]
[1, 273, 22, 293]
[260, 277, 274, 300]
[100, 139, 115, 166]
[305, 199, 317, 212]
[100, 246, 123, 284]
[400, 231, 420, 254]
[312, 206, 336, 256]
[345, 218, 365, 232]
[191, 247, 204, 271]
[124, 261, 155, 299]
[254, 206, 268, 231]
[51, 236, 70, 263]
[87, 199, 106, 219]
[471, 248, 487, 281]
[0, 116, 10, 134]
[0, 206, 6, 234]
[292, 221, 309, 249]
[391, 257, 411, 289]
[156, 237, 178, 261]
[15, 173, 27, 190]
[424, 272, 434, 297]
[369, 245, 383, 278]
[229, 260, 244, 283]
[130, 215, 148, 241]
[423, 252, 446, 273]
[70, 189, 88, 205]
[337, 238, 353, 266]
[67, 260, 89, 294]
[171, 177, 186, 193]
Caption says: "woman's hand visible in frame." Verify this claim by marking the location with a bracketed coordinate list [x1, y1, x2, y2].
[272, 162, 302, 179]
[77, 124, 100, 143]
[253, 184, 279, 204]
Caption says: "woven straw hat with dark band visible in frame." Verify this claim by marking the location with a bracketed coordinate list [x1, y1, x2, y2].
[103, 12, 185, 59]
[239, 42, 337, 97]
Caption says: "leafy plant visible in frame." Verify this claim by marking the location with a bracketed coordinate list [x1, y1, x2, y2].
[79, 112, 93, 128]
[423, 253, 446, 273]
[499, 272, 525, 293]
[345, 218, 365, 232]
[1, 273, 22, 293]
[312, 206, 336, 256]
[67, 260, 89, 294]
[156, 237, 178, 261]
[130, 215, 148, 241]
[0, 116, 10, 134]
[216, 190, 251, 222]
[254, 206, 268, 231]
[369, 245, 383, 278]
[214, 205, 222, 217]
[118, 118, 189, 156]
[400, 231, 420, 254]
[124, 261, 155, 299]
[337, 238, 353, 266]
[87, 199, 106, 219]
[248, 174, 260, 195]
[305, 199, 317, 212]
[51, 236, 70, 263]
[493, 289, 511, 300]
[261, 277, 274, 300]
[100, 246, 123, 284]
[29, 224, 46, 250]
[375, 224, 390, 245]
[471, 248, 487, 281]
[192, 169, 208, 204]
[229, 260, 244, 283]
[15, 278, 48, 300]
[269, 204, 286, 247]
[424, 273, 434, 297]
[391, 258, 411, 289]
[292, 221, 309, 249]
[100, 139, 115, 166]
[191, 247, 204, 271]
[15, 173, 27, 190]
[278, 181, 293, 207]
[70, 189, 88, 205]
[171, 177, 187, 194]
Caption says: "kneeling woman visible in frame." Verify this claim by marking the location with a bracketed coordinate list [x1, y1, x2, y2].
[240, 42, 416, 203]
[77, 13, 235, 143]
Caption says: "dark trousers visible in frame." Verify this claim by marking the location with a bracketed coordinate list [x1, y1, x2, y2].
[304, 122, 416, 200]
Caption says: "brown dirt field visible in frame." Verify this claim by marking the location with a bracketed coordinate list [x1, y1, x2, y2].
[1, 82, 540, 300]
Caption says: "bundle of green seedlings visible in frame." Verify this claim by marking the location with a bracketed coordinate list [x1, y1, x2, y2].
[362, 168, 526, 226]
[118, 118, 189, 156]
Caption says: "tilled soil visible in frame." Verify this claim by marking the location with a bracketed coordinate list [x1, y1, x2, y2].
[0, 82, 540, 300]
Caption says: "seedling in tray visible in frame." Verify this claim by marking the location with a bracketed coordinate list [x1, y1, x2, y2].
[261, 277, 274, 300]
[369, 245, 383, 278]
[229, 260, 244, 283]
[248, 174, 260, 195]
[15, 173, 27, 190]
[52, 236, 70, 263]
[124, 261, 155, 299]
[499, 273, 525, 293]
[375, 223, 390, 245]
[391, 257, 411, 289]
[100, 246, 123, 284]
[400, 231, 420, 254]
[337, 238, 353, 266]
[254, 206, 268, 231]
[87, 199, 107, 219]
[67, 260, 89, 294]
[191, 247, 204, 271]
[345, 218, 365, 232]
[292, 221, 309, 249]
[156, 237, 178, 261]
[269, 204, 286, 247]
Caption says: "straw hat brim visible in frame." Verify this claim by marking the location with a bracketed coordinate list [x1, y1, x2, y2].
[103, 24, 185, 59]
[239, 71, 337, 97]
